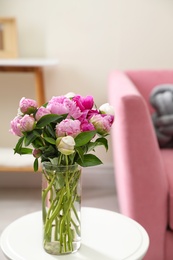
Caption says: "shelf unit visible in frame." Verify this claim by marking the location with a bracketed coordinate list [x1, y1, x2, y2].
[0, 58, 59, 172]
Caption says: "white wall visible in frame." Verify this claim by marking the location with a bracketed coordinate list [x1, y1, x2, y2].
[1, 0, 173, 165]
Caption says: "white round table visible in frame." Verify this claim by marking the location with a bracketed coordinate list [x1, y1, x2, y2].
[0, 207, 149, 260]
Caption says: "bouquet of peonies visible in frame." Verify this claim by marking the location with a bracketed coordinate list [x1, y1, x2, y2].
[10, 93, 114, 255]
[10, 93, 114, 171]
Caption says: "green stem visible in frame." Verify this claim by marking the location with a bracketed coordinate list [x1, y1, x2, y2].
[42, 174, 56, 223]
[54, 217, 59, 240]
[72, 202, 80, 224]
[71, 218, 80, 236]
[44, 187, 66, 235]
[58, 154, 62, 165]
[65, 155, 68, 165]
[59, 172, 81, 252]
[67, 216, 73, 251]
[46, 188, 60, 222]
[43, 165, 81, 254]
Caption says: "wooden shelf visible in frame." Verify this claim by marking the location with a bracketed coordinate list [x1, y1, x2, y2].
[0, 58, 59, 172]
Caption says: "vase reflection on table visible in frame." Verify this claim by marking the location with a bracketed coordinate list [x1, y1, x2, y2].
[10, 93, 114, 255]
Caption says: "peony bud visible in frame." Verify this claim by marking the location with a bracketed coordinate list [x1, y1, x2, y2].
[32, 148, 42, 158]
[90, 114, 113, 135]
[19, 97, 38, 114]
[99, 103, 114, 116]
[65, 92, 76, 99]
[56, 136, 75, 155]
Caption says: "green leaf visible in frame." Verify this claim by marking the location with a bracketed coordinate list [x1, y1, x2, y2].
[45, 125, 56, 138]
[42, 102, 48, 108]
[24, 130, 40, 146]
[96, 137, 108, 150]
[49, 157, 59, 165]
[85, 138, 108, 153]
[75, 146, 84, 161]
[32, 139, 44, 148]
[55, 174, 65, 189]
[41, 145, 56, 158]
[34, 158, 38, 172]
[43, 137, 56, 145]
[14, 136, 24, 154]
[36, 114, 67, 128]
[77, 154, 103, 167]
[75, 131, 96, 147]
[87, 142, 96, 152]
[18, 148, 33, 155]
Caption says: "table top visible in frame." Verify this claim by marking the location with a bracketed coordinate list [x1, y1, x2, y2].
[0, 58, 59, 67]
[0, 207, 149, 260]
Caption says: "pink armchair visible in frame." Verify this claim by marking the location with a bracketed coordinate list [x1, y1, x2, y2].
[108, 70, 173, 260]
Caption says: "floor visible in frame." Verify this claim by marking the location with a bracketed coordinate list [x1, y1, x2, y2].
[0, 185, 119, 260]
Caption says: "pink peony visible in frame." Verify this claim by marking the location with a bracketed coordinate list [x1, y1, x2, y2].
[10, 116, 23, 137]
[47, 96, 81, 119]
[55, 119, 81, 137]
[80, 120, 95, 132]
[20, 115, 35, 132]
[87, 109, 99, 119]
[90, 114, 113, 135]
[35, 106, 51, 121]
[63, 98, 81, 119]
[49, 96, 65, 104]
[47, 96, 67, 114]
[73, 95, 94, 111]
[19, 97, 38, 114]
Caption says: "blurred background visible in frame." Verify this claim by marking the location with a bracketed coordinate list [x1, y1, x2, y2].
[1, 0, 173, 167]
[1, 1, 173, 258]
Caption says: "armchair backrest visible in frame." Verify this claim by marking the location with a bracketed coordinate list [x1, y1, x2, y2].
[126, 70, 173, 113]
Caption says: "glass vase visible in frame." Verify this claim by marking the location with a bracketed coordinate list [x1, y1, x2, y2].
[42, 162, 82, 255]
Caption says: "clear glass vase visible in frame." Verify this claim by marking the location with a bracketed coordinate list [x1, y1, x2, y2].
[42, 162, 82, 255]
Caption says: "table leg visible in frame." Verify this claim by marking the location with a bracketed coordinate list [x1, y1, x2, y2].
[34, 67, 46, 106]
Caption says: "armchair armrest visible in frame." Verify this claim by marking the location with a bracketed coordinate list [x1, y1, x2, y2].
[108, 70, 168, 259]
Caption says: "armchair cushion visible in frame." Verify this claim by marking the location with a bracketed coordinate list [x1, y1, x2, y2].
[149, 84, 173, 230]
[149, 84, 173, 147]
